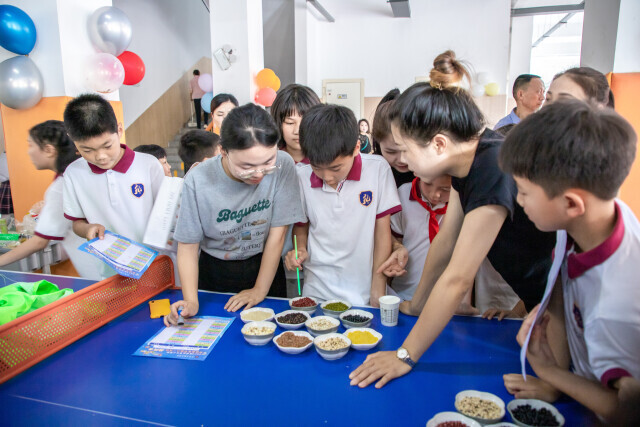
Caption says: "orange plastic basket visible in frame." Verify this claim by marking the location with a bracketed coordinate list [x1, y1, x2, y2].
[0, 255, 174, 384]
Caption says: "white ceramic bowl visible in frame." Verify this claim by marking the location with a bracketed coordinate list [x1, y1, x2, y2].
[288, 296, 319, 313]
[313, 332, 351, 360]
[272, 330, 314, 354]
[426, 411, 481, 427]
[339, 309, 374, 329]
[455, 390, 506, 424]
[320, 300, 352, 318]
[274, 310, 311, 330]
[507, 399, 565, 427]
[343, 327, 382, 351]
[240, 321, 276, 346]
[305, 315, 340, 337]
[486, 423, 518, 427]
[239, 307, 275, 324]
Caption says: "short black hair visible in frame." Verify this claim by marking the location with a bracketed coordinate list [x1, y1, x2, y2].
[270, 84, 321, 148]
[299, 104, 358, 166]
[390, 82, 484, 145]
[133, 144, 167, 160]
[500, 100, 637, 200]
[29, 120, 80, 174]
[512, 74, 542, 99]
[219, 103, 279, 152]
[210, 93, 239, 115]
[179, 130, 220, 172]
[193, 69, 200, 75]
[63, 93, 118, 142]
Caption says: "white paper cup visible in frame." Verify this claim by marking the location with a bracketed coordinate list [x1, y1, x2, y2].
[378, 295, 401, 326]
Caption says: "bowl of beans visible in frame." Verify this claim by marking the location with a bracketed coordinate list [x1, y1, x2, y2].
[289, 296, 319, 314]
[506, 399, 564, 427]
[240, 321, 276, 346]
[339, 309, 374, 329]
[426, 411, 481, 427]
[320, 300, 352, 318]
[455, 390, 506, 424]
[274, 310, 311, 330]
[272, 330, 314, 354]
[344, 327, 382, 351]
[305, 315, 340, 337]
[313, 332, 351, 360]
[239, 307, 275, 323]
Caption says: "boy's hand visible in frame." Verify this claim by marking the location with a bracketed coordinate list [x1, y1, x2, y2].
[284, 248, 308, 271]
[526, 313, 559, 373]
[86, 223, 105, 240]
[516, 304, 541, 347]
[164, 300, 199, 326]
[349, 350, 412, 389]
[503, 373, 561, 401]
[225, 287, 268, 312]
[376, 245, 408, 277]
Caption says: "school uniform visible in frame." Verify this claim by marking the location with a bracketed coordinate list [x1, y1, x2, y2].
[389, 178, 446, 301]
[297, 154, 401, 305]
[562, 200, 640, 388]
[63, 145, 165, 279]
[34, 176, 103, 280]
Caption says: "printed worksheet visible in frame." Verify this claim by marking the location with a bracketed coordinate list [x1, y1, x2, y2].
[79, 231, 158, 279]
[133, 316, 234, 361]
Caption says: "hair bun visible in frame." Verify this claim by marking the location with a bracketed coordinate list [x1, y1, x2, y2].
[429, 50, 470, 89]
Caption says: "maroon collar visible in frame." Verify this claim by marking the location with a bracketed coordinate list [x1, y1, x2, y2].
[54, 173, 63, 181]
[567, 202, 625, 279]
[88, 144, 135, 174]
[310, 154, 362, 188]
[299, 157, 310, 165]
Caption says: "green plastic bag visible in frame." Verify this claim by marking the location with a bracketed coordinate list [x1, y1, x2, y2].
[0, 280, 73, 326]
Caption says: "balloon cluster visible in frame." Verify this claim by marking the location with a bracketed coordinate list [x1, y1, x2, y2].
[471, 72, 500, 97]
[198, 73, 214, 114]
[254, 68, 280, 107]
[86, 6, 145, 93]
[0, 5, 43, 109]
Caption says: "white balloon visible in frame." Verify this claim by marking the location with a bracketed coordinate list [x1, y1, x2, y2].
[476, 72, 491, 85]
[0, 56, 43, 109]
[471, 84, 485, 98]
[87, 6, 132, 56]
[85, 53, 125, 93]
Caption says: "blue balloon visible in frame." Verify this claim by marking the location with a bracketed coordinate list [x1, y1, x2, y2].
[201, 92, 214, 114]
[0, 5, 37, 55]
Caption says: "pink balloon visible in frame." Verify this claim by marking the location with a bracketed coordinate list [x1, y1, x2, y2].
[198, 73, 213, 92]
[85, 53, 125, 93]
[254, 87, 277, 107]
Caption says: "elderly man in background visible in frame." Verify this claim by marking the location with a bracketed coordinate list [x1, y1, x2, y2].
[494, 74, 545, 130]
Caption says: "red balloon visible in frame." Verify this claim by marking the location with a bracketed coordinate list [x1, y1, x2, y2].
[117, 51, 145, 85]
[254, 87, 277, 107]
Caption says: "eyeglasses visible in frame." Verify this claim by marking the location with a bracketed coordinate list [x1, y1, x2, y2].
[227, 153, 281, 179]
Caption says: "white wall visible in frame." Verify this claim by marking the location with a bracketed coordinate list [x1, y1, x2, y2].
[508, 16, 533, 97]
[613, 0, 640, 72]
[114, 0, 211, 127]
[263, 0, 295, 88]
[581, 0, 620, 73]
[297, 0, 511, 97]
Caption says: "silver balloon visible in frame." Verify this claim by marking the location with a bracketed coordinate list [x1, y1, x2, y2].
[0, 56, 44, 110]
[87, 6, 132, 56]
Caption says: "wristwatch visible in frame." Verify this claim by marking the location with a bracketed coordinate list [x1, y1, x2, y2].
[396, 347, 416, 368]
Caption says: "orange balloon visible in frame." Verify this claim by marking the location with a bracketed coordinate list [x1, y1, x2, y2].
[256, 68, 280, 91]
[255, 87, 277, 107]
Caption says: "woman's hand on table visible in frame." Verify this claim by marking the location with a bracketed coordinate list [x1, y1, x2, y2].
[164, 300, 199, 326]
[349, 351, 412, 389]
[225, 287, 267, 312]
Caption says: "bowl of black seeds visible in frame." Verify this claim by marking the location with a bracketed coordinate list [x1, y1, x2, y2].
[274, 310, 311, 330]
[339, 309, 374, 329]
[507, 399, 564, 426]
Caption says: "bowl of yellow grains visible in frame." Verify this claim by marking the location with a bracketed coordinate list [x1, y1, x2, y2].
[343, 328, 382, 350]
[313, 333, 351, 360]
[320, 300, 352, 318]
[455, 390, 506, 425]
[240, 321, 277, 346]
[240, 307, 275, 323]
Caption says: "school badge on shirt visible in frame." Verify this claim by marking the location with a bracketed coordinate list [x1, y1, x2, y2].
[131, 183, 144, 198]
[359, 191, 373, 206]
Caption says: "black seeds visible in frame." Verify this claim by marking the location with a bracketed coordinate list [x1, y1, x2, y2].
[511, 404, 559, 426]
[343, 314, 369, 323]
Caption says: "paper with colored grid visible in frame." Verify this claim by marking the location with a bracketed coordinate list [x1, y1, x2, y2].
[79, 230, 158, 279]
[133, 316, 234, 361]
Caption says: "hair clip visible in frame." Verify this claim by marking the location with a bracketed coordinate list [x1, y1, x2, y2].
[429, 80, 443, 90]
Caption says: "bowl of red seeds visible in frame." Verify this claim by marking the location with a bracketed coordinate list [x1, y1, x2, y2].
[289, 296, 318, 314]
[426, 411, 481, 427]
[274, 310, 311, 330]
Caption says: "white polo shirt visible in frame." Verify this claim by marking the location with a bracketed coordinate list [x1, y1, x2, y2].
[389, 180, 446, 301]
[297, 154, 401, 305]
[562, 200, 640, 388]
[63, 145, 164, 278]
[34, 176, 105, 280]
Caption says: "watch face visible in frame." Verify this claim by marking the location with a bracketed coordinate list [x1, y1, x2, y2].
[397, 348, 408, 359]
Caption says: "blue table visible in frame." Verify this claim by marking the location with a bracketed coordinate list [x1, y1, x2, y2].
[0, 271, 595, 426]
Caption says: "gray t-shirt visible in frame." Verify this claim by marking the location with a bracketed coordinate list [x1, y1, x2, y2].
[174, 151, 304, 261]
